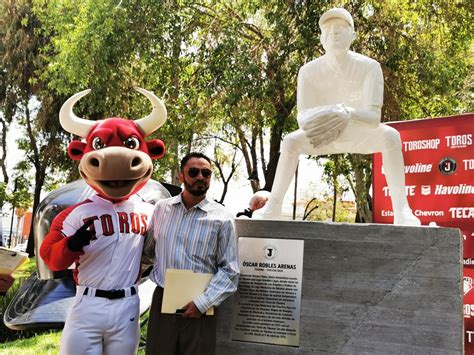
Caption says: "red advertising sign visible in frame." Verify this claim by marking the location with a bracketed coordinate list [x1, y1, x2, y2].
[373, 113, 473, 353]
[464, 266, 474, 353]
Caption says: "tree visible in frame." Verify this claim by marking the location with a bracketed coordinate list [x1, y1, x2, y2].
[212, 138, 241, 204]
[200, 1, 329, 193]
[0, 0, 17, 186]
[34, 0, 218, 185]
[5, 170, 32, 248]
[1, 0, 71, 255]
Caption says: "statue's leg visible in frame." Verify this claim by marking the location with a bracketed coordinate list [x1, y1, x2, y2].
[378, 126, 421, 226]
[263, 130, 312, 219]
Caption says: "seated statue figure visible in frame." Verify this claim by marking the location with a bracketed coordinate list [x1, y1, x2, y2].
[256, 7, 420, 226]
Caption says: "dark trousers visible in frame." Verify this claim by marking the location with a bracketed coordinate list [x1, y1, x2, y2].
[145, 286, 217, 355]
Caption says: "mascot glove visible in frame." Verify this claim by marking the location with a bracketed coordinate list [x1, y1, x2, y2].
[67, 219, 94, 252]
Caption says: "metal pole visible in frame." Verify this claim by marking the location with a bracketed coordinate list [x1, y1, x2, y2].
[8, 178, 18, 249]
[293, 162, 299, 220]
[332, 155, 339, 222]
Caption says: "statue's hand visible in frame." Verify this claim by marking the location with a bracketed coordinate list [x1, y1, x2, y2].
[301, 105, 350, 148]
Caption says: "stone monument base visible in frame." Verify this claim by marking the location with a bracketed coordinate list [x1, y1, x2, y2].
[216, 220, 462, 354]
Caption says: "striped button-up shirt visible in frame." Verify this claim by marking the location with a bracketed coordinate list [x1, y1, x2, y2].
[147, 194, 240, 313]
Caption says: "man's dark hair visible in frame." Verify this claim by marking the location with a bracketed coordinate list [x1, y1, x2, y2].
[180, 152, 212, 171]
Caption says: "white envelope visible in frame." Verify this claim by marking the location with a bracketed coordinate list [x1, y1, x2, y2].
[161, 269, 214, 315]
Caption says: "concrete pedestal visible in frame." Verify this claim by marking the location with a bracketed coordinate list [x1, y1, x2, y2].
[216, 220, 463, 354]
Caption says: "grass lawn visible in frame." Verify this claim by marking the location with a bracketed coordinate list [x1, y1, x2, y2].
[0, 257, 147, 354]
[0, 331, 62, 355]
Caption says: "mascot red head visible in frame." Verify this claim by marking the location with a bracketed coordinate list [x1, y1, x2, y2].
[59, 87, 166, 201]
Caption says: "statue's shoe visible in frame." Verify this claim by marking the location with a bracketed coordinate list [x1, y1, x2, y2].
[393, 208, 421, 226]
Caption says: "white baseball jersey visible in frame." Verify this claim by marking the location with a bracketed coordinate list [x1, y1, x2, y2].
[41, 194, 154, 289]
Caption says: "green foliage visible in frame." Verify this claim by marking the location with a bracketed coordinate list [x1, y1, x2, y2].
[350, 0, 473, 119]
[0, 329, 61, 354]
[0, 182, 7, 210]
[0, 165, 33, 213]
[32, 0, 222, 182]
[7, 173, 33, 212]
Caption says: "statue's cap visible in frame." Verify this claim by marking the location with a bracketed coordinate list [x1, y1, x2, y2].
[319, 8, 354, 30]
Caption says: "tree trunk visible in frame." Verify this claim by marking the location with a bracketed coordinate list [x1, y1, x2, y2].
[262, 118, 283, 191]
[0, 120, 9, 184]
[350, 154, 372, 223]
[170, 141, 181, 186]
[261, 65, 295, 190]
[22, 100, 45, 256]
[236, 125, 260, 192]
[26, 171, 44, 257]
[167, 0, 182, 187]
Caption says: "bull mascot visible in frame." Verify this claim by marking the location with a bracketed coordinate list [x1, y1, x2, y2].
[40, 88, 166, 355]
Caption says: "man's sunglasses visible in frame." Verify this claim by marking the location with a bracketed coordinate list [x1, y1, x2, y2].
[187, 168, 212, 178]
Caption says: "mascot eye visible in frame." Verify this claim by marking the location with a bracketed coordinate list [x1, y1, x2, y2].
[124, 137, 140, 150]
[92, 137, 106, 150]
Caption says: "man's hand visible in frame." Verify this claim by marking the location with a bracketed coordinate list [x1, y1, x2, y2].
[249, 190, 271, 211]
[181, 301, 203, 318]
[0, 274, 14, 295]
[67, 219, 95, 252]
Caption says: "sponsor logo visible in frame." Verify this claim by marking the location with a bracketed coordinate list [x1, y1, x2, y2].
[381, 210, 443, 218]
[414, 210, 444, 217]
[381, 163, 433, 175]
[382, 185, 416, 197]
[445, 134, 472, 148]
[465, 277, 473, 295]
[421, 185, 431, 195]
[403, 184, 473, 196]
[464, 159, 474, 171]
[438, 157, 457, 175]
[405, 163, 432, 174]
[449, 207, 474, 219]
[403, 138, 440, 151]
[435, 184, 473, 195]
[262, 245, 278, 259]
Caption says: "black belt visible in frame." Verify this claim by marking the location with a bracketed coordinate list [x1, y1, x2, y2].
[83, 286, 137, 300]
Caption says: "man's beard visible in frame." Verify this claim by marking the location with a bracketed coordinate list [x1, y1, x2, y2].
[183, 178, 209, 196]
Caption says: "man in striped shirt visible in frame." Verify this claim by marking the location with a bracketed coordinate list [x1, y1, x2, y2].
[145, 152, 240, 355]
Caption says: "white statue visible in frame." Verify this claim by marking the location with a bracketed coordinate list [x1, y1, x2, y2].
[255, 8, 420, 226]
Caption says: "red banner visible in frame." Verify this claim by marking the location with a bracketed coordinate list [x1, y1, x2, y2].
[372, 113, 473, 353]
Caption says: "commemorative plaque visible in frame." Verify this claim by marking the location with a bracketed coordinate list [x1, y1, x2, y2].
[231, 237, 304, 346]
